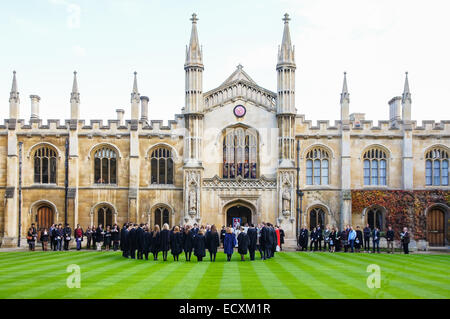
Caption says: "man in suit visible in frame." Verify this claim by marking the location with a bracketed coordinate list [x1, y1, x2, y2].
[386, 225, 395, 254]
[56, 224, 63, 251]
[128, 224, 137, 259]
[316, 225, 323, 251]
[247, 224, 257, 261]
[372, 227, 381, 253]
[263, 223, 274, 259]
[363, 224, 371, 252]
[63, 223, 72, 251]
[400, 227, 410, 254]
[136, 224, 145, 260]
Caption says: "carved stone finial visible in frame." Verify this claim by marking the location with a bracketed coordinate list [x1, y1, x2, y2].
[283, 13, 290, 23]
[190, 13, 198, 24]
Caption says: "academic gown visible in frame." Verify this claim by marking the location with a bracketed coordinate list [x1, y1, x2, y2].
[143, 231, 152, 253]
[183, 231, 194, 253]
[121, 229, 129, 251]
[237, 232, 249, 255]
[223, 233, 237, 255]
[151, 231, 161, 253]
[160, 229, 170, 252]
[170, 232, 183, 255]
[247, 227, 257, 252]
[136, 227, 145, 251]
[193, 233, 206, 258]
[205, 231, 220, 254]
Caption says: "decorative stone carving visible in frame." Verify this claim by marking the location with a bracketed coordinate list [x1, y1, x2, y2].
[202, 175, 276, 190]
[188, 187, 197, 217]
[278, 170, 295, 220]
[282, 187, 291, 215]
[184, 169, 201, 222]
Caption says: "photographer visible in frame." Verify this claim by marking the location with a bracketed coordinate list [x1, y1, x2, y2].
[400, 227, 410, 254]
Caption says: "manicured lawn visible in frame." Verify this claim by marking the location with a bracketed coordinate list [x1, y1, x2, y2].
[0, 250, 448, 299]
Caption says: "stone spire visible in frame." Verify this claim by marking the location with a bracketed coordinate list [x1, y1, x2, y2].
[185, 13, 203, 66]
[70, 71, 80, 103]
[340, 72, 350, 104]
[402, 71, 411, 104]
[277, 13, 295, 67]
[402, 72, 411, 122]
[9, 71, 19, 103]
[131, 71, 140, 120]
[9, 71, 20, 119]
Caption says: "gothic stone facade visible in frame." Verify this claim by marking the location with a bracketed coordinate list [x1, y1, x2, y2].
[1, 14, 449, 248]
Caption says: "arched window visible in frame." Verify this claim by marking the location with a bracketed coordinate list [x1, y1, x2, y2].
[34, 146, 57, 184]
[154, 207, 170, 227]
[367, 206, 384, 230]
[309, 207, 326, 231]
[425, 148, 449, 186]
[305, 147, 329, 185]
[94, 147, 117, 184]
[97, 206, 113, 228]
[223, 127, 257, 179]
[363, 148, 387, 186]
[150, 148, 174, 184]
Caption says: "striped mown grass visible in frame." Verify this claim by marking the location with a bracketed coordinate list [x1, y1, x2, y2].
[0, 251, 448, 299]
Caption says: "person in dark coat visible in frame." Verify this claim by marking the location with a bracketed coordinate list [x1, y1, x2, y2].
[91, 225, 97, 250]
[363, 224, 371, 252]
[262, 223, 272, 259]
[310, 227, 318, 251]
[143, 226, 152, 260]
[224, 227, 237, 261]
[191, 223, 199, 237]
[170, 226, 183, 261]
[193, 229, 206, 262]
[63, 223, 72, 251]
[270, 224, 277, 257]
[85, 226, 93, 249]
[160, 223, 171, 261]
[40, 228, 49, 251]
[205, 225, 220, 261]
[104, 225, 112, 251]
[55, 224, 63, 251]
[355, 226, 363, 253]
[298, 225, 308, 251]
[372, 227, 381, 253]
[111, 224, 120, 251]
[183, 225, 194, 261]
[151, 225, 161, 260]
[27, 227, 37, 251]
[341, 227, 349, 252]
[49, 224, 55, 251]
[316, 225, 323, 251]
[220, 226, 226, 248]
[279, 227, 285, 251]
[96, 224, 105, 251]
[386, 225, 395, 254]
[400, 227, 410, 254]
[74, 224, 83, 251]
[335, 228, 342, 252]
[128, 224, 137, 259]
[120, 223, 129, 258]
[237, 227, 249, 261]
[247, 224, 257, 260]
[136, 224, 145, 259]
[257, 224, 265, 260]
[328, 227, 336, 252]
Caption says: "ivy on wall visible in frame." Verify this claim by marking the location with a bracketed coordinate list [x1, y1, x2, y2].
[352, 190, 449, 240]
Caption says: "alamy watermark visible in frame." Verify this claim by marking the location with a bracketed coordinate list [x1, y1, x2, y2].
[366, 264, 381, 288]
[66, 264, 81, 288]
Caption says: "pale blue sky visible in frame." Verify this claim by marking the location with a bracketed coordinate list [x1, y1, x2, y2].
[1, 0, 449, 123]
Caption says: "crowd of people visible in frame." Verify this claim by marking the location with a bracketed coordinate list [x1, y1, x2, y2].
[26, 222, 286, 261]
[298, 224, 411, 254]
[26, 221, 411, 256]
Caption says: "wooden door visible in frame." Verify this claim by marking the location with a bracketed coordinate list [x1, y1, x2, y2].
[427, 209, 445, 246]
[36, 206, 54, 239]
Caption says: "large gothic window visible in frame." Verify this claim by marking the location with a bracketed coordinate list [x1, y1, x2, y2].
[306, 147, 329, 185]
[363, 148, 387, 186]
[426, 148, 449, 186]
[223, 127, 257, 179]
[94, 147, 117, 184]
[367, 206, 384, 230]
[150, 148, 174, 184]
[34, 146, 57, 184]
[309, 207, 326, 230]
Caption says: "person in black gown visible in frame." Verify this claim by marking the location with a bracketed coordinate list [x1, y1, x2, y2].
[193, 229, 206, 262]
[183, 225, 194, 261]
[151, 225, 161, 260]
[206, 224, 220, 262]
[160, 223, 171, 261]
[170, 226, 183, 261]
[237, 227, 249, 261]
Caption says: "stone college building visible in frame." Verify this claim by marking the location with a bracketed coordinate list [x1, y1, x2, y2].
[0, 14, 449, 249]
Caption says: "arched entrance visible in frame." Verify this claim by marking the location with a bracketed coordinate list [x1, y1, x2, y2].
[154, 206, 170, 227]
[226, 205, 252, 228]
[427, 208, 446, 246]
[97, 206, 113, 228]
[309, 206, 326, 231]
[36, 206, 54, 231]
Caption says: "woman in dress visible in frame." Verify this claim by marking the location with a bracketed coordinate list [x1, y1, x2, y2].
[224, 227, 237, 261]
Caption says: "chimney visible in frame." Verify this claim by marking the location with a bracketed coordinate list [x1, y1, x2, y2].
[30, 95, 40, 120]
[389, 96, 402, 127]
[140, 96, 149, 121]
[116, 109, 125, 126]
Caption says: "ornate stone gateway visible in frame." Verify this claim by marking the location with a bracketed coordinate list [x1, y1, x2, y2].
[226, 205, 252, 227]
